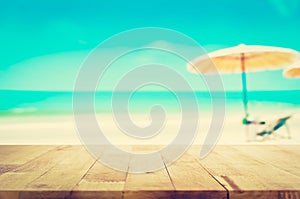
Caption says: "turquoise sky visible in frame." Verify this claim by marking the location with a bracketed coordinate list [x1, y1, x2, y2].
[1, 0, 300, 91]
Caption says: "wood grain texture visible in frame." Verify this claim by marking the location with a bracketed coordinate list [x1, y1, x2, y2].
[194, 145, 300, 199]
[164, 153, 227, 199]
[124, 153, 174, 199]
[72, 161, 127, 199]
[24, 146, 95, 191]
[0, 146, 55, 165]
[0, 146, 72, 191]
[232, 145, 300, 177]
[0, 145, 299, 199]
[0, 145, 56, 176]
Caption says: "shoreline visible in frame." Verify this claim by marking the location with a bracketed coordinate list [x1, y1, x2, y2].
[0, 111, 299, 145]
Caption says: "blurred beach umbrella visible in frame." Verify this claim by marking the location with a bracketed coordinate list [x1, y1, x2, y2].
[283, 63, 300, 78]
[187, 44, 299, 119]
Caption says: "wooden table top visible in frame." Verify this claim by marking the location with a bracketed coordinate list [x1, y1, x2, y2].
[0, 145, 299, 199]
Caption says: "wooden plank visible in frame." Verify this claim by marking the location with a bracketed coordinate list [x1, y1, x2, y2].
[232, 145, 300, 178]
[0, 165, 18, 175]
[124, 152, 174, 199]
[124, 171, 174, 199]
[0, 145, 300, 199]
[0, 146, 76, 192]
[276, 145, 300, 159]
[95, 146, 131, 173]
[192, 145, 300, 199]
[189, 146, 267, 198]
[0, 145, 56, 176]
[23, 146, 95, 196]
[73, 145, 130, 199]
[164, 152, 227, 199]
[0, 145, 29, 158]
[130, 145, 162, 152]
[8, 191, 71, 199]
[72, 161, 127, 199]
[0, 145, 55, 165]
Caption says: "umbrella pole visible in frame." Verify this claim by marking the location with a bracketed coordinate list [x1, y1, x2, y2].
[241, 53, 248, 118]
[241, 53, 250, 141]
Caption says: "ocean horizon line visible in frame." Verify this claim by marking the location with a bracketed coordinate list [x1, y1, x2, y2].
[1, 89, 300, 93]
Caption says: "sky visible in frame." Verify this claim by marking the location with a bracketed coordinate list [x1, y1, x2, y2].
[0, 0, 300, 91]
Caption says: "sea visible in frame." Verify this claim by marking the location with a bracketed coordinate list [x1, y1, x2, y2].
[1, 90, 300, 116]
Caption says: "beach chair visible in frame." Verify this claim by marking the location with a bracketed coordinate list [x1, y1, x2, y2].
[242, 116, 266, 141]
[243, 117, 266, 125]
[256, 116, 291, 139]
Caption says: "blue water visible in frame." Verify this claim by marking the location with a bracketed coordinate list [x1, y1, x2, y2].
[0, 90, 299, 116]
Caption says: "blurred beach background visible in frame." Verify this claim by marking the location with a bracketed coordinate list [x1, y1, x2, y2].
[1, 0, 300, 145]
[1, 90, 300, 145]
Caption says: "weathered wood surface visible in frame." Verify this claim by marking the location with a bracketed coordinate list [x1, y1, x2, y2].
[0, 145, 299, 199]
[188, 145, 300, 199]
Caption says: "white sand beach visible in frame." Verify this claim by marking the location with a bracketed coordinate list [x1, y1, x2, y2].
[1, 104, 299, 145]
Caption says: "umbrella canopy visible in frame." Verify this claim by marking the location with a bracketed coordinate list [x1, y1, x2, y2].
[187, 44, 299, 118]
[284, 63, 300, 78]
[188, 44, 299, 74]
